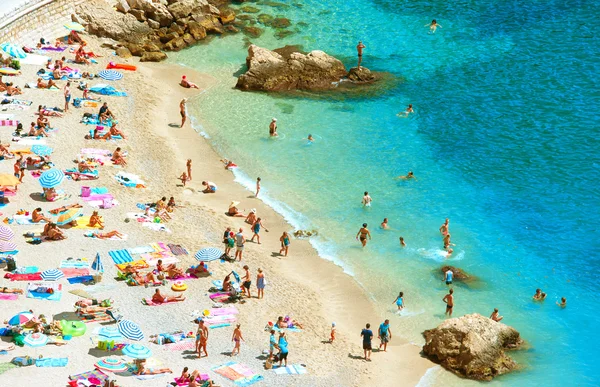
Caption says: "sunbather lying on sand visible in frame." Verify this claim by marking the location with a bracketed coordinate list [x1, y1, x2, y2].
[152, 288, 185, 303]
[77, 305, 113, 314]
[135, 358, 172, 375]
[0, 143, 14, 158]
[88, 230, 125, 239]
[75, 298, 112, 308]
[124, 267, 163, 286]
[37, 105, 63, 117]
[4, 84, 22, 96]
[185, 369, 219, 387]
[0, 287, 23, 294]
[32, 207, 51, 223]
[27, 156, 51, 169]
[49, 203, 82, 214]
[36, 78, 58, 89]
[78, 160, 96, 173]
[275, 316, 304, 329]
[87, 211, 104, 229]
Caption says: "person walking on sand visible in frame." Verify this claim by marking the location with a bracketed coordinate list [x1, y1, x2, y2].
[362, 191, 372, 207]
[250, 217, 267, 244]
[279, 231, 291, 256]
[356, 223, 371, 247]
[361, 323, 373, 361]
[269, 118, 278, 137]
[378, 319, 392, 351]
[329, 322, 336, 343]
[256, 177, 261, 197]
[356, 41, 366, 69]
[242, 265, 252, 298]
[443, 288, 454, 317]
[256, 268, 265, 299]
[426, 19, 442, 33]
[180, 98, 187, 128]
[393, 292, 404, 311]
[195, 318, 209, 358]
[230, 324, 245, 356]
[178, 171, 189, 187]
[64, 81, 71, 112]
[490, 308, 503, 322]
[235, 228, 245, 261]
[186, 159, 192, 180]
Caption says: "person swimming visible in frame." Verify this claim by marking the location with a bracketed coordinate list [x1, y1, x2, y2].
[396, 171, 416, 180]
[362, 191, 372, 207]
[399, 236, 406, 247]
[426, 19, 442, 33]
[397, 104, 414, 117]
[533, 288, 547, 301]
[381, 218, 389, 229]
[557, 297, 567, 308]
[306, 134, 314, 143]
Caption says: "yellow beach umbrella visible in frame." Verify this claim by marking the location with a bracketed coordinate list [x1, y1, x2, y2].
[0, 68, 20, 75]
[56, 208, 83, 226]
[0, 174, 21, 186]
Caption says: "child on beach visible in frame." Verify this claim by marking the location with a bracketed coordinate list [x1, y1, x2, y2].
[329, 322, 336, 343]
[231, 324, 245, 356]
[393, 292, 404, 311]
[178, 172, 189, 187]
[256, 177, 261, 197]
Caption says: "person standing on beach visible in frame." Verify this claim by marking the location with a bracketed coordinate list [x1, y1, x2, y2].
[195, 318, 209, 358]
[356, 223, 371, 247]
[356, 41, 366, 69]
[361, 323, 373, 361]
[329, 322, 336, 343]
[393, 292, 404, 311]
[256, 177, 261, 197]
[186, 159, 192, 181]
[63, 81, 71, 112]
[242, 265, 252, 298]
[269, 118, 278, 137]
[279, 231, 291, 256]
[444, 268, 453, 285]
[235, 228, 245, 261]
[443, 288, 454, 317]
[230, 324, 245, 356]
[378, 319, 392, 351]
[180, 98, 187, 128]
[362, 191, 372, 207]
[490, 308, 503, 322]
[277, 332, 289, 367]
[256, 268, 265, 299]
[440, 218, 449, 235]
[250, 217, 267, 244]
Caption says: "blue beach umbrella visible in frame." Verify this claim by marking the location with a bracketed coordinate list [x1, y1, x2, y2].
[98, 70, 123, 81]
[31, 145, 53, 156]
[194, 247, 222, 262]
[41, 268, 64, 281]
[97, 326, 123, 342]
[24, 333, 48, 347]
[1, 43, 26, 59]
[39, 169, 65, 189]
[117, 319, 144, 341]
[122, 343, 152, 359]
[91, 253, 104, 273]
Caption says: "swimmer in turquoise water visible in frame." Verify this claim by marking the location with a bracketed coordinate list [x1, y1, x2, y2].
[305, 134, 314, 143]
[444, 268, 453, 285]
[426, 19, 442, 33]
[269, 118, 278, 137]
[399, 236, 406, 247]
[356, 223, 371, 247]
[397, 104, 414, 117]
[381, 218, 389, 229]
[362, 191, 372, 207]
[395, 171, 416, 180]
[557, 297, 567, 308]
[393, 292, 404, 310]
[533, 288, 547, 301]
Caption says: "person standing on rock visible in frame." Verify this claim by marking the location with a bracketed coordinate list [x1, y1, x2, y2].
[180, 98, 187, 128]
[269, 118, 278, 137]
[443, 288, 454, 317]
[378, 319, 392, 351]
[444, 268, 453, 285]
[356, 41, 366, 69]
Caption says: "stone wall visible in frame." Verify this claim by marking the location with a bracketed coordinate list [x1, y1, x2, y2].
[0, 0, 88, 45]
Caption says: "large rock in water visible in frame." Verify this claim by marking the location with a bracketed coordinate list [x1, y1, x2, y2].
[236, 45, 347, 91]
[422, 313, 524, 381]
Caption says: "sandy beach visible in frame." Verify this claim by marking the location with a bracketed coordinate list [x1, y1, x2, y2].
[0, 36, 433, 386]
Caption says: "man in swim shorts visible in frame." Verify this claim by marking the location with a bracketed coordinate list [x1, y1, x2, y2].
[443, 288, 454, 317]
[242, 265, 252, 298]
[360, 323, 373, 361]
[235, 228, 245, 261]
[356, 41, 366, 69]
[378, 319, 392, 351]
[195, 318, 209, 358]
[444, 268, 453, 285]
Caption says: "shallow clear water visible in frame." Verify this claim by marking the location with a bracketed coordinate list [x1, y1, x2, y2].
[171, 0, 600, 384]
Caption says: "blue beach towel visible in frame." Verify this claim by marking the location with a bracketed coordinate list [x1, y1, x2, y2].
[67, 275, 94, 284]
[0, 251, 19, 257]
[89, 84, 127, 97]
[109, 249, 133, 264]
[27, 290, 62, 301]
[91, 187, 109, 194]
[36, 357, 68, 367]
[208, 323, 231, 329]
[60, 260, 89, 269]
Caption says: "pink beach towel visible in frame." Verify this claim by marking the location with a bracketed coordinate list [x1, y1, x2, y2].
[0, 120, 19, 126]
[5, 272, 43, 281]
[82, 194, 113, 201]
[143, 253, 177, 266]
[142, 298, 182, 306]
[209, 307, 239, 316]
[163, 340, 196, 351]
[209, 292, 230, 300]
[173, 374, 210, 385]
[81, 148, 111, 155]
[0, 293, 19, 300]
[59, 268, 90, 278]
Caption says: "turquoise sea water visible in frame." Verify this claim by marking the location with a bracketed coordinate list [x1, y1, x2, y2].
[171, 0, 600, 384]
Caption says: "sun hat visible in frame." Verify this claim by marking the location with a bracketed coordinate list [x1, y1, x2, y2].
[272, 118, 277, 121]
[250, 208, 256, 213]
[229, 201, 240, 208]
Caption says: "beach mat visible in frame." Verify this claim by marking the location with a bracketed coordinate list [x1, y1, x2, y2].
[209, 307, 239, 316]
[163, 339, 196, 351]
[0, 293, 18, 300]
[128, 245, 154, 255]
[27, 283, 62, 301]
[272, 364, 307, 375]
[168, 244, 188, 256]
[60, 268, 90, 278]
[208, 323, 231, 329]
[36, 357, 68, 367]
[69, 369, 109, 383]
[212, 362, 264, 387]
[142, 298, 181, 306]
[60, 259, 89, 269]
[115, 260, 148, 271]
[5, 273, 42, 281]
[142, 223, 171, 233]
[108, 249, 133, 264]
[69, 289, 94, 299]
[67, 275, 94, 284]
[72, 216, 103, 229]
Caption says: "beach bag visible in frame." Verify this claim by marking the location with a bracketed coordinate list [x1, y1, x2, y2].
[101, 198, 115, 209]
[81, 186, 91, 197]
[12, 356, 34, 366]
[265, 357, 273, 370]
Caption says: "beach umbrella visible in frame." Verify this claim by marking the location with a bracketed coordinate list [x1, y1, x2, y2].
[91, 253, 104, 273]
[0, 225, 15, 241]
[98, 70, 123, 81]
[95, 358, 128, 372]
[117, 319, 144, 341]
[41, 268, 64, 281]
[55, 208, 82, 226]
[194, 247, 223, 261]
[97, 326, 123, 342]
[0, 240, 17, 252]
[122, 344, 152, 359]
[0, 173, 21, 186]
[31, 145, 53, 156]
[24, 333, 48, 348]
[0, 43, 26, 59]
[64, 22, 85, 32]
[39, 169, 65, 189]
[8, 311, 35, 326]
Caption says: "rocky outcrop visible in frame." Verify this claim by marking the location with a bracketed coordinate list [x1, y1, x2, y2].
[236, 45, 348, 91]
[422, 314, 524, 381]
[140, 51, 168, 62]
[347, 67, 375, 83]
[440, 266, 472, 281]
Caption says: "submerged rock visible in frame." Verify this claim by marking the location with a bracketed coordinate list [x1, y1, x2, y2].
[274, 30, 294, 39]
[241, 5, 260, 13]
[270, 17, 291, 28]
[422, 314, 524, 381]
[257, 13, 273, 25]
[242, 26, 264, 38]
[347, 66, 375, 83]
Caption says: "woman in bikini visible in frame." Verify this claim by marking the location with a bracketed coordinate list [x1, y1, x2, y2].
[0, 287, 23, 294]
[230, 324, 245, 356]
[135, 358, 172, 375]
[356, 223, 371, 247]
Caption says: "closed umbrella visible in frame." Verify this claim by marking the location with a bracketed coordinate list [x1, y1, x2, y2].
[117, 319, 144, 341]
[98, 70, 123, 81]
[0, 43, 26, 59]
[97, 326, 123, 342]
[24, 333, 48, 347]
[0, 225, 15, 241]
[8, 311, 35, 326]
[55, 208, 82, 226]
[64, 22, 85, 32]
[95, 358, 128, 372]
[0, 240, 17, 252]
[91, 253, 104, 273]
[0, 173, 21, 186]
[122, 344, 152, 359]
[41, 268, 64, 281]
[31, 145, 53, 156]
[194, 247, 223, 262]
[39, 169, 65, 189]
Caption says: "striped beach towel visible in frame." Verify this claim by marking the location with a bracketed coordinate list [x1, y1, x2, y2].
[108, 249, 133, 264]
[60, 259, 89, 269]
[273, 364, 307, 375]
[163, 340, 196, 351]
[0, 120, 18, 126]
[168, 244, 188, 256]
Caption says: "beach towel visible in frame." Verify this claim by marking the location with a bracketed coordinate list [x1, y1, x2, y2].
[27, 282, 62, 301]
[4, 99, 32, 106]
[272, 364, 307, 375]
[60, 259, 89, 269]
[41, 46, 66, 52]
[173, 373, 211, 386]
[69, 369, 109, 383]
[209, 307, 239, 316]
[85, 232, 128, 241]
[81, 148, 111, 156]
[12, 214, 44, 225]
[209, 292, 231, 300]
[168, 244, 189, 256]
[78, 310, 112, 324]
[142, 298, 181, 306]
[20, 54, 50, 65]
[115, 259, 148, 271]
[134, 374, 167, 380]
[81, 115, 113, 127]
[208, 323, 231, 329]
[72, 216, 103, 229]
[11, 137, 46, 145]
[128, 245, 155, 255]
[89, 84, 127, 97]
[0, 293, 18, 300]
[212, 280, 241, 292]
[152, 242, 169, 251]
[84, 283, 116, 294]
[163, 340, 196, 351]
[204, 315, 237, 325]
[212, 362, 264, 387]
[36, 357, 68, 367]
[0, 120, 18, 126]
[142, 223, 172, 233]
[67, 275, 94, 284]
[115, 172, 145, 187]
[126, 212, 151, 222]
[140, 249, 174, 261]
[108, 249, 133, 264]
[15, 266, 38, 274]
[82, 193, 114, 202]
[5, 273, 42, 281]
[69, 289, 94, 299]
[145, 256, 178, 267]
[59, 268, 90, 277]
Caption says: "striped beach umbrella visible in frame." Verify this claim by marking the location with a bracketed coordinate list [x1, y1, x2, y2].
[64, 22, 85, 32]
[31, 145, 53, 156]
[122, 344, 152, 359]
[98, 70, 123, 81]
[95, 358, 128, 372]
[91, 253, 104, 273]
[24, 333, 48, 347]
[97, 326, 123, 342]
[8, 311, 35, 326]
[55, 208, 82, 226]
[0, 225, 15, 241]
[194, 247, 222, 261]
[0, 240, 17, 252]
[39, 169, 65, 189]
[0, 43, 26, 59]
[117, 319, 144, 341]
[41, 268, 64, 281]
